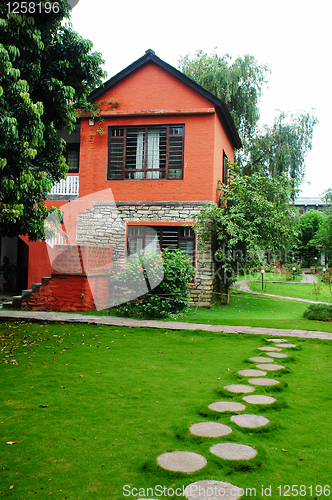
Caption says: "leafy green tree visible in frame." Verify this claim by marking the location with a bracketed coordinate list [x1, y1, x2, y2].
[310, 190, 332, 264]
[295, 209, 325, 266]
[179, 50, 269, 147]
[194, 168, 298, 302]
[0, 1, 105, 240]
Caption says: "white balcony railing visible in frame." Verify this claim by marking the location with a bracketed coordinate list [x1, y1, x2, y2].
[50, 175, 79, 196]
[45, 221, 70, 248]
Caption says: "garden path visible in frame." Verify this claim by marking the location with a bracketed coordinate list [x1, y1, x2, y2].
[0, 309, 331, 341]
[233, 275, 332, 305]
[157, 336, 296, 499]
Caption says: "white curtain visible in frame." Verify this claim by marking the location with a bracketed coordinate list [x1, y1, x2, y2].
[145, 227, 160, 252]
[135, 131, 144, 179]
[146, 131, 160, 179]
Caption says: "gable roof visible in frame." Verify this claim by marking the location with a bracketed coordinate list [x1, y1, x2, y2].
[89, 49, 242, 150]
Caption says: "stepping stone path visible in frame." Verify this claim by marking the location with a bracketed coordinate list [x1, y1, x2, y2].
[258, 346, 282, 351]
[248, 377, 279, 386]
[189, 422, 232, 437]
[208, 401, 246, 412]
[267, 352, 289, 358]
[238, 369, 267, 376]
[250, 356, 274, 363]
[256, 363, 285, 371]
[224, 384, 255, 393]
[267, 338, 289, 342]
[275, 343, 296, 348]
[243, 395, 276, 405]
[155, 335, 296, 498]
[184, 480, 243, 500]
[210, 442, 257, 460]
[231, 414, 269, 428]
[157, 451, 207, 473]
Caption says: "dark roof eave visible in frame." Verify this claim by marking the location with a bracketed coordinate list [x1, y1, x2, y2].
[88, 51, 242, 150]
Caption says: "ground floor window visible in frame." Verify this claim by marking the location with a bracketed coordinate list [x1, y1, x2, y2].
[127, 225, 195, 264]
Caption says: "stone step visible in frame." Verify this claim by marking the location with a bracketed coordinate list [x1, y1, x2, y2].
[1, 278, 51, 309]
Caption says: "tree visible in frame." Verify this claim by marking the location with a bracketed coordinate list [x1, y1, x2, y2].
[194, 168, 299, 302]
[0, 1, 105, 240]
[244, 111, 318, 193]
[179, 50, 269, 148]
[310, 190, 332, 264]
[179, 50, 318, 195]
[295, 209, 325, 266]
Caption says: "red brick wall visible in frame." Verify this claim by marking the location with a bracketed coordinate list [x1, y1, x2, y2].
[78, 62, 232, 204]
[20, 245, 112, 311]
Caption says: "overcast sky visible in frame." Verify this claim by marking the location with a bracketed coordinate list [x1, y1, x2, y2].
[69, 0, 331, 199]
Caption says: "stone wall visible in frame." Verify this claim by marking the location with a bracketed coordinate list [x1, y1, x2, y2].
[76, 201, 216, 305]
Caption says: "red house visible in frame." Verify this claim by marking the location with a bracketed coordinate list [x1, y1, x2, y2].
[2, 50, 241, 310]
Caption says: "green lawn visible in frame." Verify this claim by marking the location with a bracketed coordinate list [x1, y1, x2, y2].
[248, 281, 332, 303]
[79, 290, 332, 333]
[178, 291, 332, 332]
[1, 321, 332, 499]
[235, 272, 303, 282]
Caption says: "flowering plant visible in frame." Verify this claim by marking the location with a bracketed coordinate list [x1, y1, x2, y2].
[111, 249, 195, 319]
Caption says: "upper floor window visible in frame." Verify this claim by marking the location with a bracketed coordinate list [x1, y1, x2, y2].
[108, 125, 184, 180]
[65, 143, 80, 173]
[223, 151, 228, 184]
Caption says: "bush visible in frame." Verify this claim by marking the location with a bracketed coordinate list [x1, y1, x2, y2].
[111, 249, 195, 319]
[303, 304, 332, 321]
[284, 262, 302, 281]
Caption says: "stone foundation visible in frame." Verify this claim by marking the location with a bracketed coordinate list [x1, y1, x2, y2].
[76, 201, 216, 305]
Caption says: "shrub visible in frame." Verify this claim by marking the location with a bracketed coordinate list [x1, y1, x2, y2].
[284, 262, 302, 281]
[303, 304, 332, 321]
[110, 249, 195, 319]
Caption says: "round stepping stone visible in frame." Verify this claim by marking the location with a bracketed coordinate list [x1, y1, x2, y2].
[224, 384, 255, 393]
[267, 352, 289, 358]
[243, 395, 276, 405]
[250, 356, 274, 363]
[256, 363, 285, 371]
[157, 451, 207, 473]
[238, 369, 267, 377]
[190, 422, 232, 437]
[231, 414, 269, 428]
[267, 338, 288, 342]
[208, 401, 246, 412]
[210, 442, 257, 460]
[258, 346, 282, 352]
[184, 480, 243, 500]
[248, 378, 279, 386]
[275, 343, 296, 348]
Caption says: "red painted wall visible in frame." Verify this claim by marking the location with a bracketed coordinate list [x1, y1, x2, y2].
[78, 62, 232, 204]
[21, 245, 112, 311]
[23, 60, 236, 296]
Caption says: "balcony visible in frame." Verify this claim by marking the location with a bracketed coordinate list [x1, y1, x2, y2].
[45, 221, 70, 248]
[48, 175, 79, 200]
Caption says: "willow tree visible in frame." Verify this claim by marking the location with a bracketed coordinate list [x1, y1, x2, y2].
[179, 50, 270, 149]
[179, 50, 317, 197]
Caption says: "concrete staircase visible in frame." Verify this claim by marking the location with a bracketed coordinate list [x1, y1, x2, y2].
[2, 278, 51, 309]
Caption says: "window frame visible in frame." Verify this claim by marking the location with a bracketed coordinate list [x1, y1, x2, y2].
[107, 125, 184, 180]
[126, 224, 196, 266]
[223, 151, 228, 185]
[65, 143, 80, 174]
